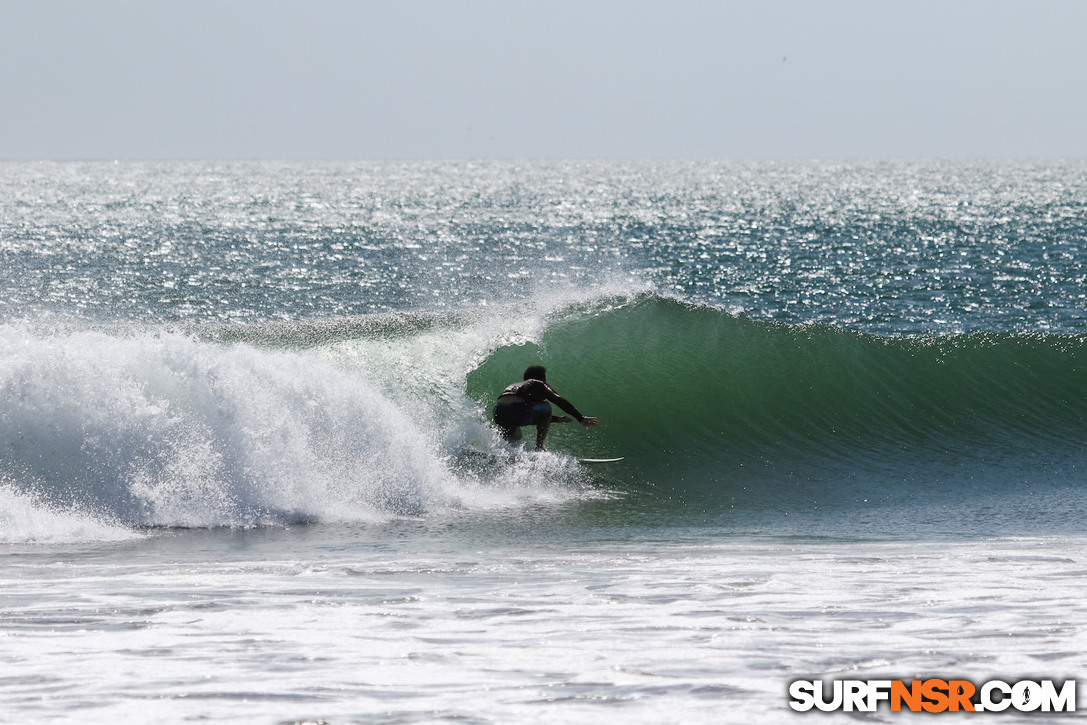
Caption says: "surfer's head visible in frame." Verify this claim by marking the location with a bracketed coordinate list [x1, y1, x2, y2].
[524, 365, 546, 382]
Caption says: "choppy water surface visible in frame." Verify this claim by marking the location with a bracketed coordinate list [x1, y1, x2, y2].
[2, 160, 1086, 722]
[3, 160, 1086, 332]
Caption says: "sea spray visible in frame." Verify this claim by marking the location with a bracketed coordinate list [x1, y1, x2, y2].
[0, 307, 609, 537]
[0, 480, 135, 544]
[0, 325, 522, 530]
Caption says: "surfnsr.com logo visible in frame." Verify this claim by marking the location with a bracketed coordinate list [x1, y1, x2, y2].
[789, 678, 1076, 713]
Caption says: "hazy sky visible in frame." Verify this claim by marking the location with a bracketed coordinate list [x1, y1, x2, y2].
[2, 0, 1085, 160]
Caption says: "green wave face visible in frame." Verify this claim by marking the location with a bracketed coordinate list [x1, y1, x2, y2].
[468, 295, 1087, 513]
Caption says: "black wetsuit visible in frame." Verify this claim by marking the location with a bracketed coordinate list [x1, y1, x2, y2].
[492, 379, 586, 433]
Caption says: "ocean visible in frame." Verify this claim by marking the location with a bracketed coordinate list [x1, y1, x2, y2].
[1, 160, 1086, 723]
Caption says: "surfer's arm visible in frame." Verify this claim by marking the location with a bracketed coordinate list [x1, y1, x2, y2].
[540, 383, 597, 426]
[541, 384, 587, 422]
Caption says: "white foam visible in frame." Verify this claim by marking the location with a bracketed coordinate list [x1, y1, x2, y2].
[0, 483, 135, 544]
[0, 327, 442, 530]
[0, 317, 605, 541]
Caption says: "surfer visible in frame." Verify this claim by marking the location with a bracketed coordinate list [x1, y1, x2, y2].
[493, 365, 599, 450]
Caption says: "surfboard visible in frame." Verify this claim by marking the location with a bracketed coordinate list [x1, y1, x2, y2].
[576, 457, 624, 464]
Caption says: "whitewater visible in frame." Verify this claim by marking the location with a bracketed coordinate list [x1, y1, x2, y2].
[2, 160, 1086, 723]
